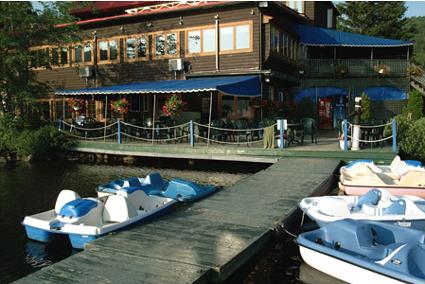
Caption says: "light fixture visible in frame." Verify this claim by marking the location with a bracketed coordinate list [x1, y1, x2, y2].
[145, 22, 152, 28]
[378, 68, 385, 74]
[250, 9, 255, 15]
[179, 16, 184, 25]
[265, 77, 270, 83]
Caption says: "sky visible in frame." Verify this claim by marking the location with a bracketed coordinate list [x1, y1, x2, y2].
[405, 1, 425, 17]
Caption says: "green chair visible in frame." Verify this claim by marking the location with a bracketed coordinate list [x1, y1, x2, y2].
[300, 118, 317, 144]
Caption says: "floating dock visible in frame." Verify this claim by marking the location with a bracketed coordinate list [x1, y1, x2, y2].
[16, 158, 349, 283]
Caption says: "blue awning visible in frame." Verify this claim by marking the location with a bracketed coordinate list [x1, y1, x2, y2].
[295, 25, 413, 47]
[56, 75, 261, 97]
[295, 87, 347, 102]
[361, 87, 407, 101]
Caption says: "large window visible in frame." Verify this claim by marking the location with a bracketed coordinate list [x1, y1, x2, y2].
[50, 46, 70, 67]
[73, 42, 93, 65]
[186, 21, 252, 56]
[125, 35, 148, 62]
[97, 38, 120, 63]
[153, 31, 179, 58]
[270, 25, 298, 60]
[287, 1, 304, 13]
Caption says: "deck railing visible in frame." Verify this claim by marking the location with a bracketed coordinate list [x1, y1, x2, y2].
[299, 59, 409, 78]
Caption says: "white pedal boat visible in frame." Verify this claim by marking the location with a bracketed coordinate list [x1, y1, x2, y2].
[297, 219, 425, 284]
[339, 157, 425, 197]
[22, 189, 176, 249]
[299, 188, 425, 230]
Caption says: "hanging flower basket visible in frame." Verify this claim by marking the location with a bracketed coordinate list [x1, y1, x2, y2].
[111, 98, 129, 114]
[335, 65, 349, 75]
[374, 64, 391, 75]
[66, 98, 85, 112]
[162, 94, 184, 117]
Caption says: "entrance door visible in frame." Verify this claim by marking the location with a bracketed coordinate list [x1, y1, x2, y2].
[318, 97, 333, 129]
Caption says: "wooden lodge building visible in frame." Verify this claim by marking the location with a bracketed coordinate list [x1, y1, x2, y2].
[32, 1, 413, 129]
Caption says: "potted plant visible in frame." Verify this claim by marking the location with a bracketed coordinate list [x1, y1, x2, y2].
[111, 98, 130, 115]
[335, 65, 349, 76]
[374, 64, 391, 75]
[162, 94, 184, 118]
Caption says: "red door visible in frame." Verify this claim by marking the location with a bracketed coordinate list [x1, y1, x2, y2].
[318, 98, 333, 129]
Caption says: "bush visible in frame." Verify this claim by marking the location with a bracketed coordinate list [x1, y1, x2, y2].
[16, 125, 75, 162]
[0, 114, 22, 161]
[360, 93, 371, 122]
[401, 118, 425, 161]
[402, 90, 424, 120]
[383, 114, 413, 143]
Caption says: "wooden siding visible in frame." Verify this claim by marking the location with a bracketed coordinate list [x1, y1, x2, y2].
[34, 3, 261, 90]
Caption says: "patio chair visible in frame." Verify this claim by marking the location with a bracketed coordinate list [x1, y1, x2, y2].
[210, 120, 225, 142]
[234, 119, 252, 144]
[300, 117, 317, 144]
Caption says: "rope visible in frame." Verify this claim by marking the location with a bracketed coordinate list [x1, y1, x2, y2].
[121, 121, 189, 130]
[65, 132, 118, 140]
[121, 132, 187, 142]
[193, 121, 277, 132]
[194, 134, 263, 145]
[345, 121, 392, 128]
[61, 120, 117, 131]
[347, 135, 393, 143]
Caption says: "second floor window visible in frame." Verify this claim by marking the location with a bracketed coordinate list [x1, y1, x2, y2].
[51, 47, 69, 67]
[73, 42, 93, 64]
[125, 36, 148, 61]
[187, 28, 216, 55]
[154, 32, 178, 58]
[98, 39, 119, 63]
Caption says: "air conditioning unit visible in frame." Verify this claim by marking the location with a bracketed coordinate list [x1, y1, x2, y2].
[169, 58, 183, 71]
[78, 66, 92, 78]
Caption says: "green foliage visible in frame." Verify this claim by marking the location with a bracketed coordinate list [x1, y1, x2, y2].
[16, 125, 75, 162]
[401, 118, 425, 161]
[384, 114, 412, 143]
[0, 114, 22, 160]
[402, 90, 424, 120]
[0, 2, 80, 114]
[360, 93, 371, 122]
[336, 1, 407, 39]
[296, 98, 316, 119]
[403, 16, 425, 67]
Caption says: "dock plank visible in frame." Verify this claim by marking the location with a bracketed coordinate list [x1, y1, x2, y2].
[15, 158, 340, 283]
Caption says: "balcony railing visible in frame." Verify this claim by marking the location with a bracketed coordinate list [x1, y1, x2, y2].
[298, 59, 409, 78]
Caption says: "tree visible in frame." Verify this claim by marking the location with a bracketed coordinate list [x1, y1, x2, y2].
[403, 16, 425, 67]
[336, 1, 407, 40]
[0, 2, 80, 115]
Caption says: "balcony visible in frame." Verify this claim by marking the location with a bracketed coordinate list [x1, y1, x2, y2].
[298, 59, 409, 78]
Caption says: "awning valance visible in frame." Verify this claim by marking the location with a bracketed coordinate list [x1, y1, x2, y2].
[56, 75, 261, 97]
[295, 25, 413, 47]
[361, 86, 407, 101]
[295, 87, 348, 102]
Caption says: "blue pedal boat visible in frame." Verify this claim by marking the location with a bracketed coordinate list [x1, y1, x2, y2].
[97, 173, 216, 202]
[22, 189, 176, 249]
[297, 219, 425, 284]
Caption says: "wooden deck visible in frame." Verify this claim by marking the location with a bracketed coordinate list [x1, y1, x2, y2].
[16, 158, 341, 284]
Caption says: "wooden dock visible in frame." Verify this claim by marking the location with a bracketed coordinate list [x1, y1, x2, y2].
[17, 158, 343, 283]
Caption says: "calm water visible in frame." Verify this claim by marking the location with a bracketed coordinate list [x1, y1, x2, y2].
[0, 161, 250, 283]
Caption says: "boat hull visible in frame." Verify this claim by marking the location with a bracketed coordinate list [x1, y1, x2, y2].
[24, 225, 52, 243]
[339, 183, 425, 198]
[299, 246, 404, 284]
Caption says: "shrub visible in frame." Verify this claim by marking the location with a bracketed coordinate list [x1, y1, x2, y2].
[360, 93, 371, 122]
[16, 125, 75, 162]
[401, 118, 425, 161]
[402, 90, 424, 120]
[383, 114, 413, 143]
[0, 114, 22, 161]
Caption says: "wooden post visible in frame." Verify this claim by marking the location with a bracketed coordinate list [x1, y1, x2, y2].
[104, 95, 108, 141]
[62, 96, 66, 130]
[207, 91, 213, 146]
[189, 120, 194, 147]
[392, 119, 397, 153]
[343, 119, 348, 151]
[152, 94, 156, 144]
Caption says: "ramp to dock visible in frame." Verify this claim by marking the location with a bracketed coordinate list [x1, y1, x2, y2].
[16, 158, 340, 284]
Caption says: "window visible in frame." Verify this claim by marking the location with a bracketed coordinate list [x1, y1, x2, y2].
[125, 35, 148, 62]
[203, 29, 216, 52]
[235, 25, 250, 49]
[188, 30, 201, 53]
[98, 38, 120, 63]
[154, 31, 179, 58]
[287, 1, 303, 13]
[74, 42, 93, 65]
[327, 8, 333, 28]
[220, 26, 233, 51]
[50, 46, 69, 67]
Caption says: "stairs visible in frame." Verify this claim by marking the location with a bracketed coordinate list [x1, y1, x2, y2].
[410, 65, 425, 95]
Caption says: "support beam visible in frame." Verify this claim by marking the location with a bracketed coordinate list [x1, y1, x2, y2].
[207, 91, 213, 146]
